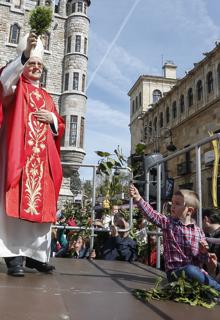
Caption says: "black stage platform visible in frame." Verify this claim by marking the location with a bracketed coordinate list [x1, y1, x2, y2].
[0, 258, 219, 320]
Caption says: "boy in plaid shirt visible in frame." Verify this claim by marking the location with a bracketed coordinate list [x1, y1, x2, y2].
[129, 185, 220, 292]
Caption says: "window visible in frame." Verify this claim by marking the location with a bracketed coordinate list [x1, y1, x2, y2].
[153, 117, 157, 133]
[166, 106, 170, 124]
[80, 117, 84, 148]
[207, 71, 214, 94]
[64, 73, 69, 91]
[84, 37, 87, 55]
[159, 112, 163, 128]
[54, 0, 60, 13]
[180, 94, 184, 113]
[45, 0, 51, 6]
[144, 126, 148, 139]
[75, 35, 81, 52]
[9, 24, 20, 44]
[149, 121, 152, 136]
[197, 80, 203, 101]
[67, 36, 71, 53]
[14, 0, 21, 8]
[135, 96, 138, 110]
[82, 74, 86, 92]
[72, 2, 76, 12]
[42, 32, 50, 51]
[60, 116, 66, 146]
[83, 2, 87, 14]
[188, 88, 193, 107]
[78, 1, 83, 12]
[73, 72, 79, 90]
[132, 101, 135, 114]
[40, 68, 47, 88]
[69, 115, 78, 147]
[172, 101, 177, 119]
[139, 92, 142, 107]
[217, 64, 220, 88]
[152, 89, 162, 103]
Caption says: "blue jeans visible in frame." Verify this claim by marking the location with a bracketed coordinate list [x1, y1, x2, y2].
[166, 264, 220, 293]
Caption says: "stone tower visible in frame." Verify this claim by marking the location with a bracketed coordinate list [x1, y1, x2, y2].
[0, 0, 91, 204]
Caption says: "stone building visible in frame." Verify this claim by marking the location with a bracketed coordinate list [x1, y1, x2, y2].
[0, 0, 91, 204]
[129, 44, 220, 207]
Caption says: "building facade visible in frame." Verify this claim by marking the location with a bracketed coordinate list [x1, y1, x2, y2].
[129, 45, 220, 207]
[0, 0, 91, 204]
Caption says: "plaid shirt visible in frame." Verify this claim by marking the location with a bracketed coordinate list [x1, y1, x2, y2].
[137, 198, 208, 272]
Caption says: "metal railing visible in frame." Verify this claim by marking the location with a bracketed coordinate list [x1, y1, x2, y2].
[52, 164, 133, 252]
[144, 132, 220, 268]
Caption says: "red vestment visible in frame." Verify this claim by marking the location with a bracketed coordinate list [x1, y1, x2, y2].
[3, 76, 65, 223]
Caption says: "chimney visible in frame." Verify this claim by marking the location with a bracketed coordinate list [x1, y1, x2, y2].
[163, 60, 177, 79]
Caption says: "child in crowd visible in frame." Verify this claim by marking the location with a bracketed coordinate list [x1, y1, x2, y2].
[129, 185, 220, 293]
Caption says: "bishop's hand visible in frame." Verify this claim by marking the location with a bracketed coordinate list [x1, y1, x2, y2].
[33, 109, 53, 124]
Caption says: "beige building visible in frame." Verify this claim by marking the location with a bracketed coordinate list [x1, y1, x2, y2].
[0, 0, 91, 204]
[129, 44, 220, 207]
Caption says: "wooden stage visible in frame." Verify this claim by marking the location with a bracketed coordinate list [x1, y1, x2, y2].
[0, 258, 219, 320]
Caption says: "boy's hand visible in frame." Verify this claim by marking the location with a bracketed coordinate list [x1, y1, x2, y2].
[129, 184, 141, 202]
[207, 253, 217, 277]
[199, 240, 209, 254]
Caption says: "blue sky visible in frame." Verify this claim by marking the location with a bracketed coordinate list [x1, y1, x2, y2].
[80, 0, 220, 180]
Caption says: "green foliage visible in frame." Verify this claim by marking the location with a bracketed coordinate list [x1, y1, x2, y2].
[63, 201, 91, 228]
[95, 146, 128, 176]
[133, 273, 219, 308]
[135, 143, 146, 155]
[29, 6, 52, 35]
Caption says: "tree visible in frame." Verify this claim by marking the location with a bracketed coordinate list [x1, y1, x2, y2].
[70, 170, 81, 196]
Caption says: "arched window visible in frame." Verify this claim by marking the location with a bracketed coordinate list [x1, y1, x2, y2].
[152, 89, 162, 104]
[42, 32, 50, 51]
[197, 80, 203, 101]
[75, 35, 81, 52]
[9, 23, 20, 44]
[153, 117, 157, 133]
[217, 64, 220, 88]
[166, 106, 170, 124]
[40, 68, 47, 88]
[180, 94, 184, 113]
[207, 71, 214, 94]
[159, 112, 163, 128]
[172, 101, 177, 119]
[188, 88, 193, 107]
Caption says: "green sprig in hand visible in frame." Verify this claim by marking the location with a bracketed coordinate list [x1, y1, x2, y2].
[29, 6, 53, 36]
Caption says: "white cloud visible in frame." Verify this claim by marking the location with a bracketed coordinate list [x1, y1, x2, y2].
[87, 98, 129, 129]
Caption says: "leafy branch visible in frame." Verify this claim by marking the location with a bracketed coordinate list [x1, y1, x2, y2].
[29, 6, 53, 35]
[133, 273, 219, 308]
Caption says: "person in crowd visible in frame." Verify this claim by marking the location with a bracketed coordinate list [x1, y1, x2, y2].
[0, 32, 64, 276]
[202, 208, 220, 259]
[101, 217, 137, 262]
[129, 185, 220, 292]
[102, 204, 119, 228]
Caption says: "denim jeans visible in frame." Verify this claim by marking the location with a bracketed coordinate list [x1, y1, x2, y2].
[166, 264, 220, 293]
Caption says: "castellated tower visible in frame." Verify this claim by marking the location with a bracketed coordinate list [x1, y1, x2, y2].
[0, 0, 91, 203]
